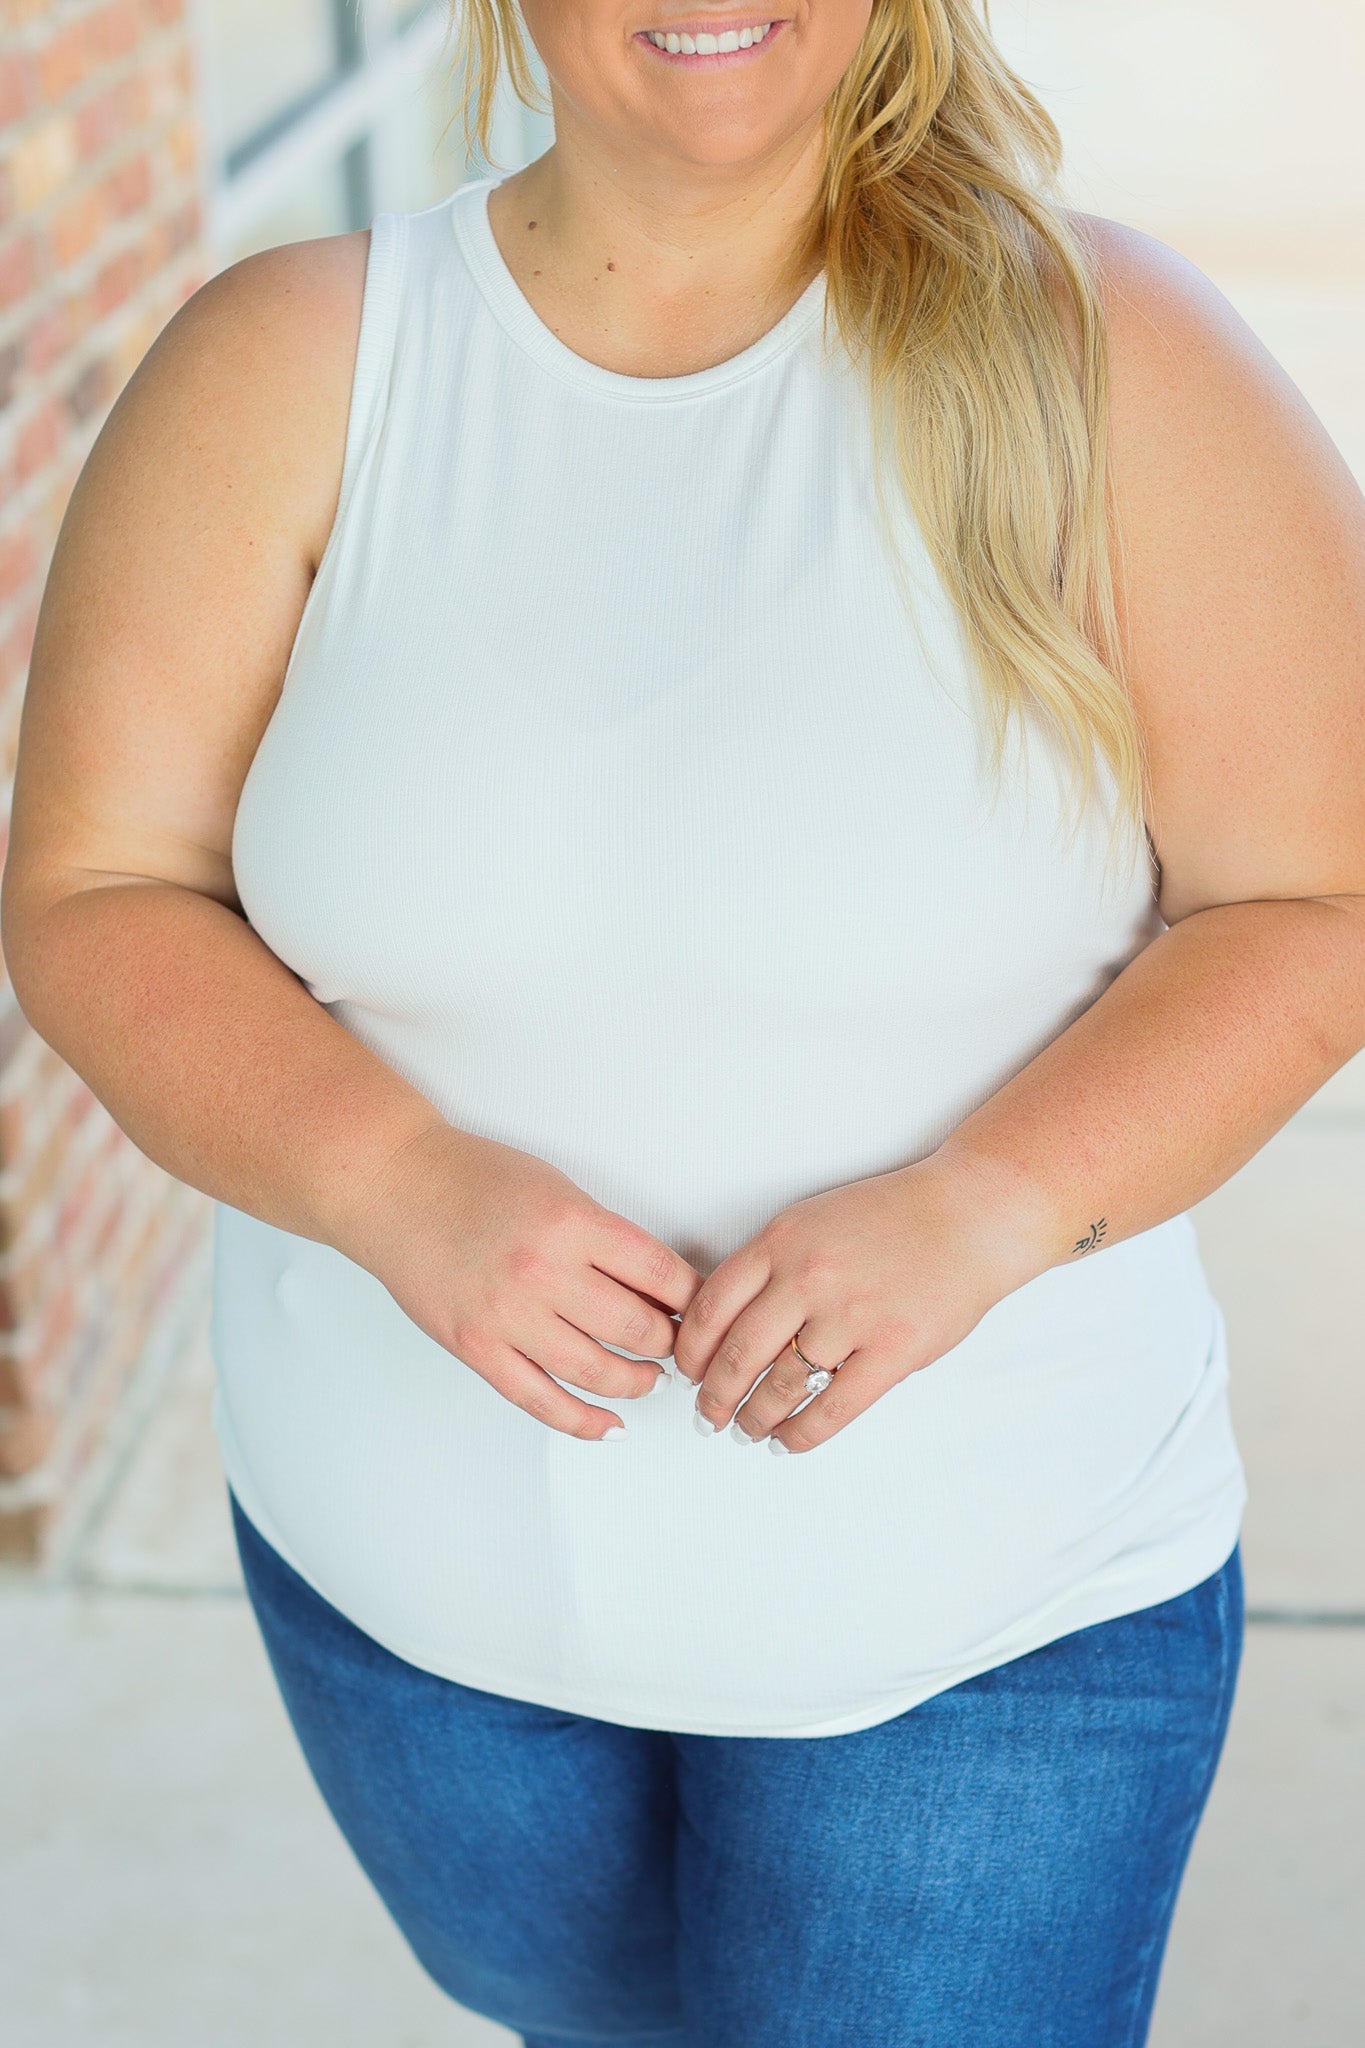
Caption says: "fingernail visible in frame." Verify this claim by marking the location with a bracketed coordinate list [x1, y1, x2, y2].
[651, 1368, 672, 1392]
[768, 1437, 790, 1457]
[729, 1420, 758, 1444]
[692, 1409, 716, 1437]
[602, 1425, 627, 1441]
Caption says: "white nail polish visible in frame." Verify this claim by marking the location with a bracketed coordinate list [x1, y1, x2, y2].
[693, 1409, 716, 1436]
[768, 1437, 790, 1457]
[729, 1420, 757, 1444]
[602, 1425, 627, 1441]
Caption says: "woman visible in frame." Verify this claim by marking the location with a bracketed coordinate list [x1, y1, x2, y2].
[5, 1, 1363, 2041]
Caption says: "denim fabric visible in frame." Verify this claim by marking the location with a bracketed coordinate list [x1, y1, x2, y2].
[231, 1490, 1242, 2048]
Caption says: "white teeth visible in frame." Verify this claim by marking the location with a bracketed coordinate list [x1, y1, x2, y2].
[648, 22, 773, 56]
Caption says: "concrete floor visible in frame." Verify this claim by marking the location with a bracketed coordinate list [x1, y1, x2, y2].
[3, 1060, 1363, 2047]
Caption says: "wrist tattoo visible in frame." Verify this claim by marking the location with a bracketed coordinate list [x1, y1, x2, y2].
[1072, 1218, 1108, 1256]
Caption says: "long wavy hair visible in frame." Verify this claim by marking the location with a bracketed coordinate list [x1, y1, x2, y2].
[442, 2, 1144, 839]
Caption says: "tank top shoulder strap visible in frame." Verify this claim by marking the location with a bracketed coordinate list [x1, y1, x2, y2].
[331, 208, 410, 533]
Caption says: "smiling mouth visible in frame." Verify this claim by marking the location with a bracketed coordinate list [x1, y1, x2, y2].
[634, 19, 787, 64]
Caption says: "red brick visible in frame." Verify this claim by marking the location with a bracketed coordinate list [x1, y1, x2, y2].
[0, 527, 39, 606]
[5, 111, 78, 210]
[73, 83, 121, 162]
[104, 147, 151, 219]
[66, 351, 113, 422]
[89, 1, 145, 65]
[92, 243, 143, 318]
[0, 50, 35, 126]
[38, 18, 93, 103]
[25, 298, 72, 376]
[14, 396, 64, 484]
[113, 66, 152, 133]
[48, 182, 107, 269]
[0, 231, 38, 314]
[1, 0, 52, 30]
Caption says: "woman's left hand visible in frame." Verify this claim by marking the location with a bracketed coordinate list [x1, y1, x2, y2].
[672, 1155, 1049, 1453]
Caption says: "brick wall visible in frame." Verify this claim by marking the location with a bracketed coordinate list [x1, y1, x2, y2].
[0, 0, 213, 1564]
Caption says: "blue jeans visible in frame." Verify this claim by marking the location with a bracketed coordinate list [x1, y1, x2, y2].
[231, 1491, 1242, 2048]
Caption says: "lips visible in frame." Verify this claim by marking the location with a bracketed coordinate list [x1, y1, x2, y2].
[635, 18, 787, 63]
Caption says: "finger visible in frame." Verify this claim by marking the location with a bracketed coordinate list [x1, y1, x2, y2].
[591, 1212, 704, 1319]
[671, 1241, 772, 1385]
[766, 1348, 895, 1456]
[730, 1316, 855, 1442]
[541, 1315, 667, 1400]
[567, 1268, 682, 1363]
[691, 1286, 806, 1430]
[482, 1346, 628, 1441]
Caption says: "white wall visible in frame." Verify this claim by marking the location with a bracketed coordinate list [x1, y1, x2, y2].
[991, 0, 1365, 271]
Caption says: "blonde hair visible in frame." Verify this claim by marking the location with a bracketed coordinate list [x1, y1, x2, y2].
[444, 2, 1145, 838]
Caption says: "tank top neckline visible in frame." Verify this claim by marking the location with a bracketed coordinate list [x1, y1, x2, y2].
[448, 173, 830, 405]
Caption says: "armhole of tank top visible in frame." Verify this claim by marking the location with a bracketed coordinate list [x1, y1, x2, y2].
[330, 209, 409, 533]
[262, 211, 407, 718]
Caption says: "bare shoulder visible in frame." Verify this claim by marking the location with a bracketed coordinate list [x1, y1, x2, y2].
[1062, 212, 1365, 920]
[1063, 210, 1345, 480]
[136, 227, 370, 376]
[8, 230, 372, 914]
[92, 227, 372, 568]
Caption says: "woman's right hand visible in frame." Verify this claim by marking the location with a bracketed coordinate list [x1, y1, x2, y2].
[332, 1118, 703, 1439]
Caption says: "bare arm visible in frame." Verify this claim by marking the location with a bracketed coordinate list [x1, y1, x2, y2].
[1, 233, 439, 1253]
[934, 223, 1365, 1270]
[1, 234, 699, 1440]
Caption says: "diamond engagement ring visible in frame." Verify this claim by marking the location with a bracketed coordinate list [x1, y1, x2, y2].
[791, 1333, 843, 1396]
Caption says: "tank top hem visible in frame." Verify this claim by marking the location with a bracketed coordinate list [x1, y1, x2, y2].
[215, 1382, 1245, 1740]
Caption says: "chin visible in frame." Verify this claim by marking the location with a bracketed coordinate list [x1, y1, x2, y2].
[647, 115, 788, 167]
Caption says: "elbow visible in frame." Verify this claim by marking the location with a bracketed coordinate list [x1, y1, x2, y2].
[0, 852, 61, 1044]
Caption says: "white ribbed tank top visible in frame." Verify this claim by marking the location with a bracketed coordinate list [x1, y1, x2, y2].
[211, 176, 1245, 1737]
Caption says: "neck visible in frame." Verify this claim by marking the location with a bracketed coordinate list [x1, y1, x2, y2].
[484, 115, 827, 378]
